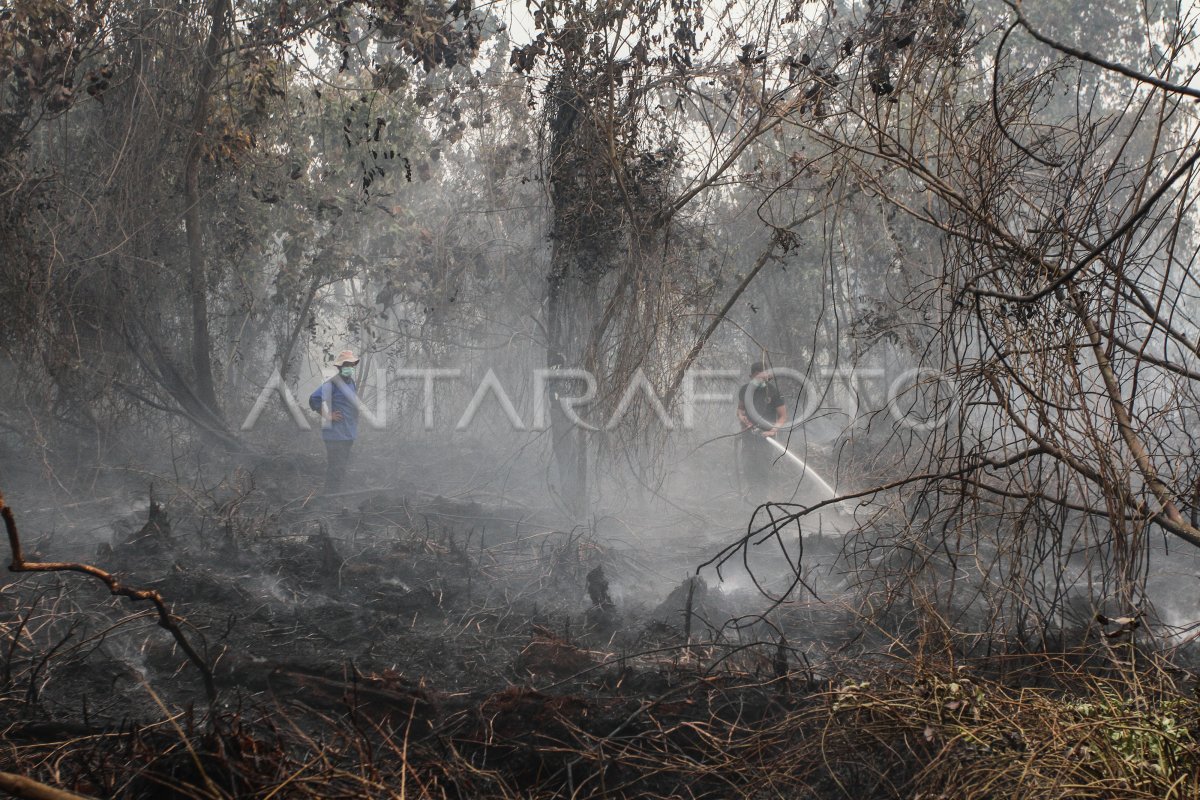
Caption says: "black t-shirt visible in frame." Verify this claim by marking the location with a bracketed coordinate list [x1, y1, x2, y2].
[738, 380, 784, 430]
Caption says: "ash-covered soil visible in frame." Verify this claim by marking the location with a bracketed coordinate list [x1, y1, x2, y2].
[0, 453, 868, 798]
[6, 455, 1198, 800]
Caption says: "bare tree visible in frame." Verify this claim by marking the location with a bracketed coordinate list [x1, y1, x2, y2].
[718, 0, 1200, 650]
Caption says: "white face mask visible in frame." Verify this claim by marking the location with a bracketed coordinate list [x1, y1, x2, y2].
[339, 366, 356, 380]
[752, 377, 767, 388]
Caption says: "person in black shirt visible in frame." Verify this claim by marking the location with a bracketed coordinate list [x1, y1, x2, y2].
[737, 362, 788, 491]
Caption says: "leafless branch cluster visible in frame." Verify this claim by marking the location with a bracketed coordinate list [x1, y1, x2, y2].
[718, 0, 1200, 652]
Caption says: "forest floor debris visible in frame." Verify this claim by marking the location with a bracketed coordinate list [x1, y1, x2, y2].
[2, 472, 1200, 798]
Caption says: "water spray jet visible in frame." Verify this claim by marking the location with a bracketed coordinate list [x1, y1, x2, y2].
[763, 436, 858, 516]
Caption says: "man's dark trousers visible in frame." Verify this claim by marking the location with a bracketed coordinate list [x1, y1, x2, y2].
[741, 429, 772, 489]
[324, 439, 353, 494]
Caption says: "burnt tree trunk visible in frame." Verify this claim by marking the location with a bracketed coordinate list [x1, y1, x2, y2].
[182, 0, 231, 420]
[542, 67, 680, 514]
[545, 248, 597, 515]
[544, 76, 614, 516]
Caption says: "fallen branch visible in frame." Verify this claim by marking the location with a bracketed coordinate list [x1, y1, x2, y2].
[0, 770, 96, 800]
[1, 491, 216, 703]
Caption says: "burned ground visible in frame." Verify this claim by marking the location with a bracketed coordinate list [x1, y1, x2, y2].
[2, 456, 1199, 799]
[0, 454, 849, 798]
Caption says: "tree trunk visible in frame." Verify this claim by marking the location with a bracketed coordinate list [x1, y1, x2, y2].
[182, 0, 231, 420]
[278, 272, 325, 382]
[546, 242, 594, 516]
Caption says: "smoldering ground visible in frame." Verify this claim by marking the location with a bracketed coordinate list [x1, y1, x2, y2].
[0, 424, 876, 797]
[6, 412, 1199, 799]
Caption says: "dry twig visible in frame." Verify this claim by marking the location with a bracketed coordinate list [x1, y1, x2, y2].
[0, 490, 216, 702]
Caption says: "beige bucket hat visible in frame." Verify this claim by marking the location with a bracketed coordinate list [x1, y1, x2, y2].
[331, 350, 360, 367]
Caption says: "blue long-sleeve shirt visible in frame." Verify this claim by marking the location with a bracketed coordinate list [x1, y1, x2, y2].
[308, 377, 359, 441]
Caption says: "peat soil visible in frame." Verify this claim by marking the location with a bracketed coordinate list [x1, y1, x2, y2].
[0, 450, 869, 797]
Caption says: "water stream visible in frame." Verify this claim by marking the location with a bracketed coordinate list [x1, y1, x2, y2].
[764, 436, 840, 502]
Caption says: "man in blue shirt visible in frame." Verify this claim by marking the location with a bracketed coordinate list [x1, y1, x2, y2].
[308, 350, 360, 494]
